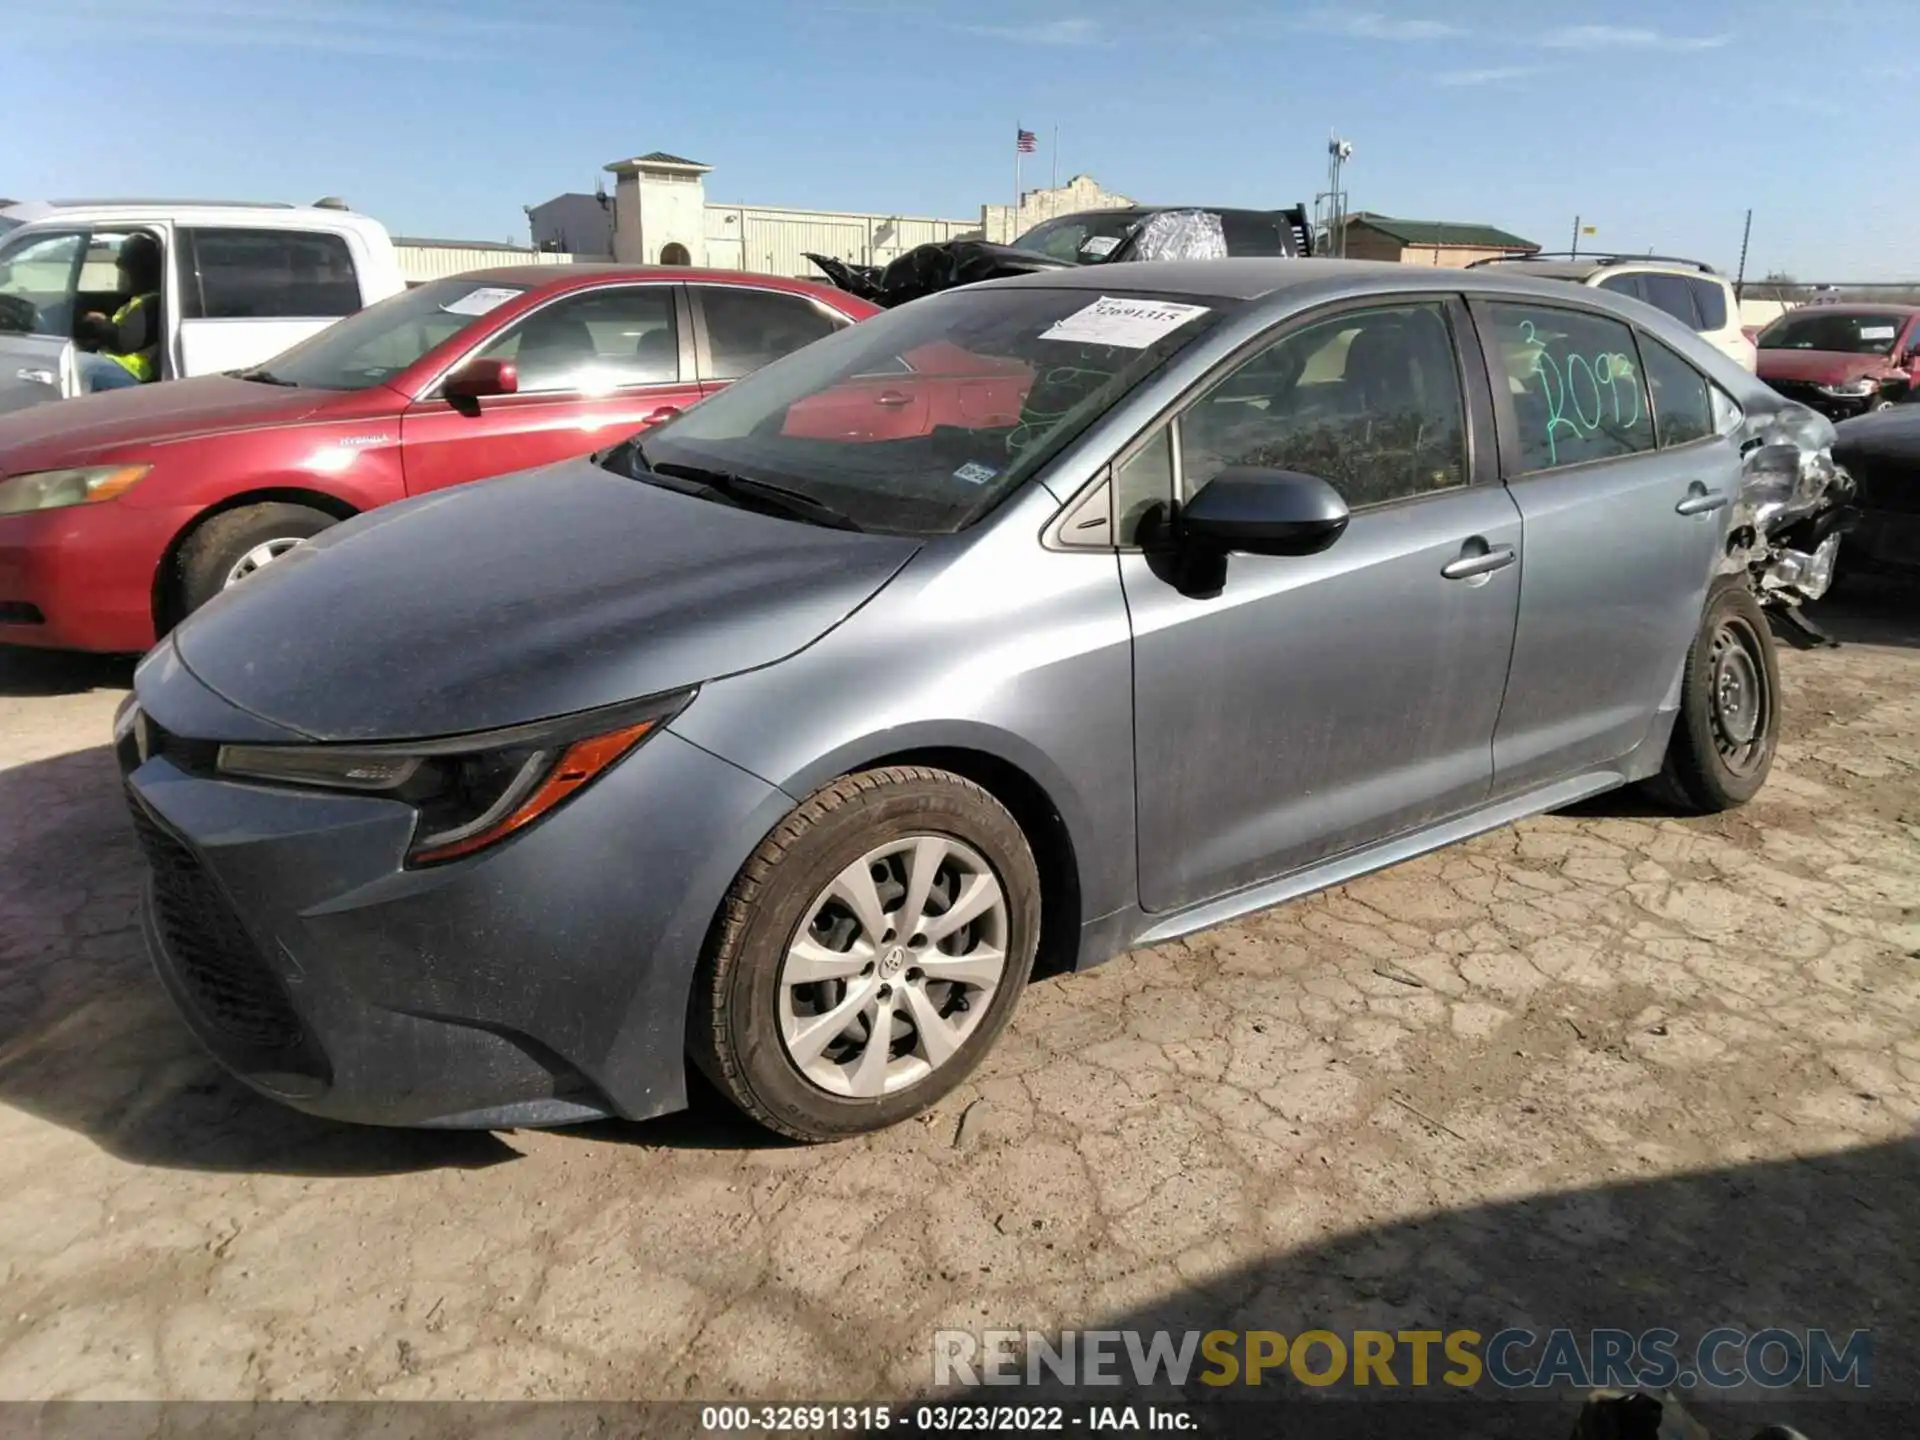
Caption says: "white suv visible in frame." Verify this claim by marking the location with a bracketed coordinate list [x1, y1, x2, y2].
[1468, 253, 1755, 372]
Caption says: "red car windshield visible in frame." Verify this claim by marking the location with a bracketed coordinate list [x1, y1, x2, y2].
[627, 285, 1229, 536]
[1757, 312, 1907, 357]
[243, 278, 526, 391]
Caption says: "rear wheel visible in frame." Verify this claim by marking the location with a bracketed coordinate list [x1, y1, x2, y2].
[1649, 580, 1781, 813]
[174, 502, 337, 621]
[691, 767, 1040, 1142]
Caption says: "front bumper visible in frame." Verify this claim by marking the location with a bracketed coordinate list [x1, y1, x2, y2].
[119, 700, 791, 1128]
[0, 501, 178, 652]
[1761, 379, 1894, 423]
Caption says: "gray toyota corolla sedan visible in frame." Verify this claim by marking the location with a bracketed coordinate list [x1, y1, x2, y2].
[117, 258, 1799, 1141]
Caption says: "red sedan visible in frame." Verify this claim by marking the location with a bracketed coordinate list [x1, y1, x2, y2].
[0, 265, 877, 653]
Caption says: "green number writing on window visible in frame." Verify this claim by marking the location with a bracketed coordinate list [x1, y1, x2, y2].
[1517, 320, 1641, 465]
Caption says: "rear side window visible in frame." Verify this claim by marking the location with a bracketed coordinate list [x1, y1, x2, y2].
[1482, 302, 1655, 472]
[697, 287, 845, 381]
[180, 228, 362, 320]
[1638, 273, 1704, 330]
[1598, 274, 1645, 302]
[1639, 336, 1714, 447]
[1689, 278, 1728, 331]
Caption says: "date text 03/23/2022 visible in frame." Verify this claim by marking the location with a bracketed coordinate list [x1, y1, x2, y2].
[699, 1404, 1194, 1432]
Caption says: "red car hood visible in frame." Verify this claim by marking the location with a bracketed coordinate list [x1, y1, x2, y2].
[1757, 350, 1896, 385]
[0, 376, 364, 468]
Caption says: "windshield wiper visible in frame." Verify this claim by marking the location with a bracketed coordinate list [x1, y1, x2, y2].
[232, 366, 296, 386]
[637, 455, 865, 532]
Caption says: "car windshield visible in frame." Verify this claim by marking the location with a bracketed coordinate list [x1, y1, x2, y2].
[1009, 214, 1140, 264]
[1756, 312, 1905, 356]
[623, 285, 1230, 535]
[244, 277, 528, 390]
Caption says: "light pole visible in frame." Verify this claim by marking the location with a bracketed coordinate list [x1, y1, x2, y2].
[1316, 133, 1353, 257]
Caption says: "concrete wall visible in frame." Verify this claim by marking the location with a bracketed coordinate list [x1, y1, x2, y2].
[980, 174, 1134, 244]
[704, 204, 981, 277]
[527, 193, 612, 258]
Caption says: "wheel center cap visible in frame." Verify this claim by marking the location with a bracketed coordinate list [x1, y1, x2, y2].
[879, 945, 907, 977]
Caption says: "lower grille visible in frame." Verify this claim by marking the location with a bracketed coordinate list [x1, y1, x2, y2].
[127, 794, 306, 1051]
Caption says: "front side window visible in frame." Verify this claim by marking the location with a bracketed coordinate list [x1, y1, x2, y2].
[699, 288, 844, 381]
[1483, 303, 1654, 472]
[1639, 273, 1704, 329]
[182, 228, 361, 320]
[1639, 336, 1714, 447]
[474, 285, 679, 393]
[1178, 301, 1469, 510]
[631, 285, 1229, 535]
[0, 230, 85, 337]
[1114, 426, 1175, 544]
[248, 277, 526, 390]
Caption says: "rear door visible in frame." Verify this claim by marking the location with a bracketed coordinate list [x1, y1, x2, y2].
[1123, 295, 1522, 912]
[175, 227, 365, 377]
[1471, 297, 1733, 796]
[690, 284, 853, 398]
[400, 282, 699, 494]
[0, 228, 88, 411]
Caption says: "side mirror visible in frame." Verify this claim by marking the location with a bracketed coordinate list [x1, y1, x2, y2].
[1179, 466, 1350, 556]
[443, 357, 517, 402]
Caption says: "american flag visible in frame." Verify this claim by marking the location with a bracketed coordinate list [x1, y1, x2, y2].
[1016, 128, 1038, 153]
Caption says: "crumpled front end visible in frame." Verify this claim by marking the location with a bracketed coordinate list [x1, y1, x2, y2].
[1722, 402, 1858, 608]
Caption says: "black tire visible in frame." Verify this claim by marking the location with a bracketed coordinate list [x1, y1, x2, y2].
[175, 503, 336, 619]
[1650, 579, 1782, 813]
[691, 766, 1040, 1142]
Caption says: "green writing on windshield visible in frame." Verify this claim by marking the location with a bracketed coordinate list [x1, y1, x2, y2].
[1518, 320, 1642, 466]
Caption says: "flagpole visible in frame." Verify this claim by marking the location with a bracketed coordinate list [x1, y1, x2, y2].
[1013, 120, 1022, 230]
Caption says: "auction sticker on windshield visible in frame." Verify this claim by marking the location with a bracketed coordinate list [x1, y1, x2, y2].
[1860, 325, 1897, 340]
[1040, 296, 1211, 349]
[441, 286, 524, 317]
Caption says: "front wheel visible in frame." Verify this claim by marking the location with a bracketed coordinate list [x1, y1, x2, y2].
[174, 502, 338, 621]
[1649, 580, 1782, 813]
[691, 767, 1040, 1142]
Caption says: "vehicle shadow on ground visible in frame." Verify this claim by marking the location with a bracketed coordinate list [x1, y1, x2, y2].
[0, 744, 517, 1176]
[0, 645, 138, 697]
[986, 1137, 1915, 1439]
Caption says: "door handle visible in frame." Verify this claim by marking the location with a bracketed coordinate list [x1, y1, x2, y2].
[637, 405, 681, 428]
[1676, 488, 1728, 517]
[874, 391, 913, 408]
[1441, 543, 1516, 581]
[15, 368, 55, 385]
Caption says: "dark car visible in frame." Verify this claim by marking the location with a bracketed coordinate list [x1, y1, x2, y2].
[1831, 405, 1920, 579]
[1756, 305, 1920, 420]
[1009, 205, 1316, 265]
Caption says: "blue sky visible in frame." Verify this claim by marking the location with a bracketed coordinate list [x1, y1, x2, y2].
[11, 0, 1914, 279]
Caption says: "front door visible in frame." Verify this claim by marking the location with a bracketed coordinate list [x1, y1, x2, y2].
[1470, 299, 1735, 796]
[1124, 298, 1522, 913]
[0, 228, 87, 411]
[401, 283, 699, 494]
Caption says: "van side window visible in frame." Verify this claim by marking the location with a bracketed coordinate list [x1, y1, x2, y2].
[180, 229, 362, 321]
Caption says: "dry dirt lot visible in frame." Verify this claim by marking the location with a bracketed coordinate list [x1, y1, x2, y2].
[0, 587, 1915, 1424]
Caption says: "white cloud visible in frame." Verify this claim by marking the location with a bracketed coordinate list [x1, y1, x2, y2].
[1435, 65, 1538, 86]
[1297, 9, 1465, 41]
[1537, 24, 1731, 50]
[962, 16, 1102, 44]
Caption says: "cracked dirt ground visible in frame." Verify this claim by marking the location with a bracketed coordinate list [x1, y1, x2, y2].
[0, 588, 1914, 1408]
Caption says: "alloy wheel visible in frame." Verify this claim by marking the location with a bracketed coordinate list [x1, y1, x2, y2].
[777, 835, 1009, 1097]
[223, 538, 305, 588]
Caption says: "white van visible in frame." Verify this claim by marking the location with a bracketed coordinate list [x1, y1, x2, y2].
[0, 200, 406, 413]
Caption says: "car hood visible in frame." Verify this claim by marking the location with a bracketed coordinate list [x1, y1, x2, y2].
[1757, 350, 1897, 385]
[0, 375, 347, 466]
[170, 458, 922, 742]
[1834, 404, 1920, 467]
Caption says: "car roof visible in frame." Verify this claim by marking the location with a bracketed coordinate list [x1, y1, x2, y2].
[436, 263, 858, 296]
[1473, 258, 1728, 283]
[974, 256, 1667, 304]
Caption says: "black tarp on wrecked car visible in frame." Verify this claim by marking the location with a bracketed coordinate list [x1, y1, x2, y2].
[806, 204, 1315, 308]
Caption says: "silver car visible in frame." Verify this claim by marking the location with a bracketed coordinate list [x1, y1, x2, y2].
[118, 259, 1792, 1141]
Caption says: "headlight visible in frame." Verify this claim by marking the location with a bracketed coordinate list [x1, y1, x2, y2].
[215, 691, 693, 866]
[1816, 379, 1878, 399]
[0, 464, 151, 515]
